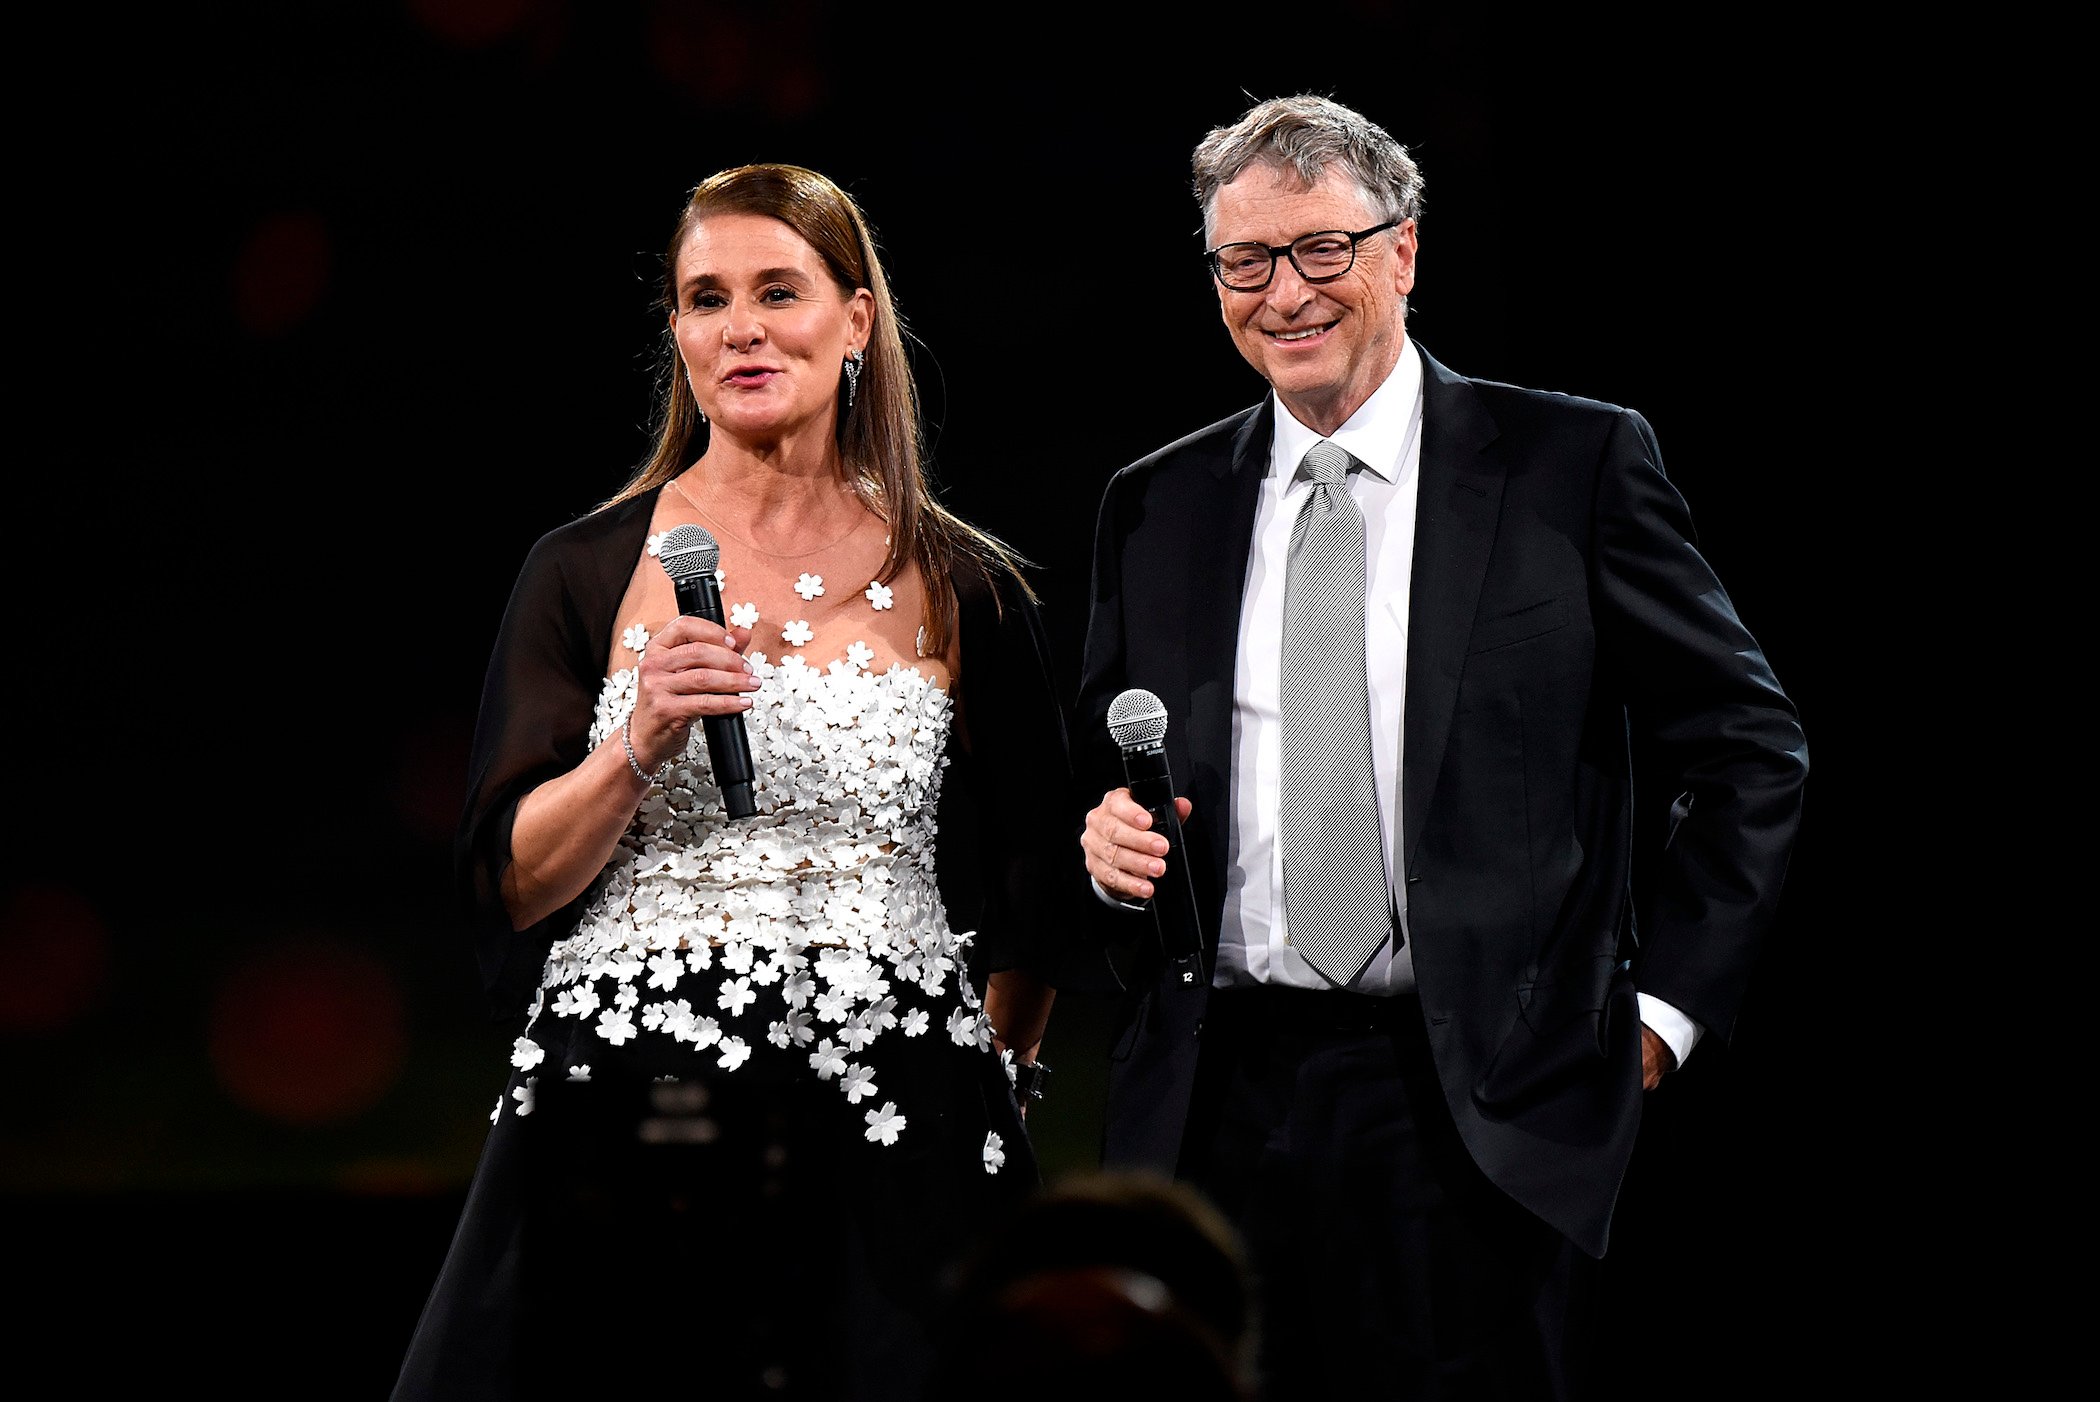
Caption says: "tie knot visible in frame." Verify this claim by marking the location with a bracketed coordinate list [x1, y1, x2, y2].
[1298, 439, 1353, 487]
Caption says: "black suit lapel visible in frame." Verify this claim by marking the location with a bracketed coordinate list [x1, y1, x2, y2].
[1181, 400, 1271, 936]
[1403, 348, 1505, 876]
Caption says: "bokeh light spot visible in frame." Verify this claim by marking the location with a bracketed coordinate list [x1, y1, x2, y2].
[0, 885, 111, 1033]
[393, 712, 472, 847]
[408, 0, 531, 47]
[646, 6, 753, 105]
[209, 935, 407, 1127]
[232, 211, 332, 337]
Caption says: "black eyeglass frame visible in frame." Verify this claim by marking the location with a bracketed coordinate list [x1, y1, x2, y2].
[1203, 217, 1405, 291]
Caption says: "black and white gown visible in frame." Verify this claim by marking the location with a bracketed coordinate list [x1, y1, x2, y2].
[393, 492, 1072, 1402]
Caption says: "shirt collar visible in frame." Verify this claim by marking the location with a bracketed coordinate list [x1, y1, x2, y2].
[1269, 338, 1423, 485]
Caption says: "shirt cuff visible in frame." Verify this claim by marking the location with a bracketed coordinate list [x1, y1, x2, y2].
[1637, 993, 1704, 1070]
[1090, 875, 1149, 913]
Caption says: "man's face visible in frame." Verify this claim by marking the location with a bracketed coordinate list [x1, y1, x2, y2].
[1210, 165, 1416, 435]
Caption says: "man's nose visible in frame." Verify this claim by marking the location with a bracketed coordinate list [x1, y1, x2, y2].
[1264, 254, 1315, 313]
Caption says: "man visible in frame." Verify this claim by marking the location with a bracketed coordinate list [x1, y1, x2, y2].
[1076, 94, 1807, 1399]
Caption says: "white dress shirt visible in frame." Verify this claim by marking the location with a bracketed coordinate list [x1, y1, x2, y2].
[1215, 343, 1424, 993]
[1098, 340, 1702, 1063]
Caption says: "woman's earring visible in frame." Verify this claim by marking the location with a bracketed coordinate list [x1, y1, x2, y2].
[842, 349, 864, 410]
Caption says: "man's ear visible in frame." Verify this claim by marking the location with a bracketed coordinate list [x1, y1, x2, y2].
[1391, 219, 1418, 297]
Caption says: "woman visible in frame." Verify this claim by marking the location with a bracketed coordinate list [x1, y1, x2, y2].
[394, 164, 1070, 1401]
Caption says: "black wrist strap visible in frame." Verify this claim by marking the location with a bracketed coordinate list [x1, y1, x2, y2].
[1013, 1060, 1052, 1102]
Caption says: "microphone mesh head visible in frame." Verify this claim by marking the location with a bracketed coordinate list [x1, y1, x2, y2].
[659, 523, 719, 580]
[1107, 688, 1169, 748]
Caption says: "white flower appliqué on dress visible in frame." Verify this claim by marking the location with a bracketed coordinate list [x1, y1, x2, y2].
[507, 650, 996, 1160]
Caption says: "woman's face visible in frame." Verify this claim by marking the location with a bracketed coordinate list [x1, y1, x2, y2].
[671, 213, 873, 449]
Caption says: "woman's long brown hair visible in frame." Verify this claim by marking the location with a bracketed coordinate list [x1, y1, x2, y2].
[604, 163, 1031, 651]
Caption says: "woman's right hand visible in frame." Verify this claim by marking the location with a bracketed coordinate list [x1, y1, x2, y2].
[627, 615, 758, 771]
[502, 615, 756, 931]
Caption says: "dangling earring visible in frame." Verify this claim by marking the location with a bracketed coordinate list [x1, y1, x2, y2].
[842, 349, 864, 410]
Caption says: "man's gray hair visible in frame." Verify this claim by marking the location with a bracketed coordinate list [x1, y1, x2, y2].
[1193, 94, 1424, 243]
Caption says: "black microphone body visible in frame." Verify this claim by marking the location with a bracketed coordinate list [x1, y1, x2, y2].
[670, 567, 759, 820]
[1114, 717, 1208, 989]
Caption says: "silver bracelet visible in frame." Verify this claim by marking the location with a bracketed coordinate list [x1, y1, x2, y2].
[622, 717, 673, 785]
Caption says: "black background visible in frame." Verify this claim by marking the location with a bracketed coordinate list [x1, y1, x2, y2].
[7, 3, 1904, 1395]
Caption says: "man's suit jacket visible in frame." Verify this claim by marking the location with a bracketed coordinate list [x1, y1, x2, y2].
[1075, 344, 1808, 1258]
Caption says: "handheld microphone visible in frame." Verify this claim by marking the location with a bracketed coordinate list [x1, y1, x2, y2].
[1106, 688, 1207, 987]
[658, 524, 758, 819]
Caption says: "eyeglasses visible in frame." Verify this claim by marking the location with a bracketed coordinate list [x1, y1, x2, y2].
[1204, 218, 1403, 292]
